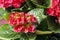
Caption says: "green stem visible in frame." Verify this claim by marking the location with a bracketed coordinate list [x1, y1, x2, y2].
[36, 30, 54, 35]
[0, 37, 11, 40]
[31, 1, 47, 8]
[31, 0, 52, 8]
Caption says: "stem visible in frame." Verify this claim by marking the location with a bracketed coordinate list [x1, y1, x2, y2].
[31, 1, 47, 8]
[0, 37, 11, 40]
[36, 30, 54, 35]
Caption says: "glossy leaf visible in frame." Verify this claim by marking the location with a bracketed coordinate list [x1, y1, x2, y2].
[20, 33, 36, 40]
[0, 8, 5, 20]
[0, 24, 20, 39]
[4, 12, 10, 20]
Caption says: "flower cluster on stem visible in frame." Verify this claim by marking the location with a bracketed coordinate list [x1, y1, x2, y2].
[8, 12, 37, 33]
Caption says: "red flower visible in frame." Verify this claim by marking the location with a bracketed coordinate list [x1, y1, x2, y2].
[51, 0, 59, 8]
[0, 0, 12, 8]
[12, 0, 21, 8]
[8, 19, 16, 26]
[0, 0, 25, 8]
[28, 25, 35, 33]
[46, 5, 59, 16]
[14, 25, 36, 33]
[8, 12, 37, 33]
[22, 25, 36, 33]
[14, 25, 24, 33]
[29, 15, 37, 22]
[8, 12, 37, 26]
[8, 12, 25, 26]
[46, 0, 60, 23]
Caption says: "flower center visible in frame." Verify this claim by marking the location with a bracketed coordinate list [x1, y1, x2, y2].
[14, 13, 20, 19]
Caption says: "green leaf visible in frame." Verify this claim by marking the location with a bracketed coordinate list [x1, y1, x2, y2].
[47, 36, 58, 40]
[0, 8, 5, 20]
[28, 33, 36, 40]
[38, 16, 60, 33]
[44, 0, 52, 8]
[55, 29, 60, 33]
[36, 35, 49, 40]
[20, 33, 29, 40]
[0, 24, 20, 39]
[31, 0, 52, 8]
[20, 33, 36, 40]
[46, 16, 60, 33]
[4, 12, 10, 20]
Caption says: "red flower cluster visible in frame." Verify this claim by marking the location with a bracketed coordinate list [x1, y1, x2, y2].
[46, 0, 60, 23]
[8, 12, 37, 33]
[0, 0, 25, 8]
